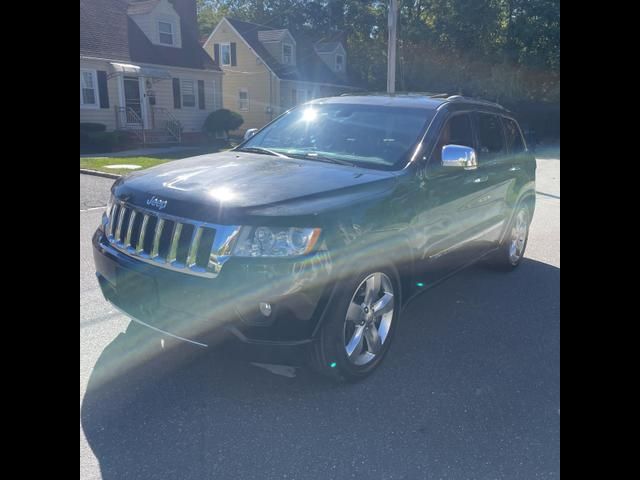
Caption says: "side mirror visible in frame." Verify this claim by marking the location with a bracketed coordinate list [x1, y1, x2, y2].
[441, 144, 478, 170]
[243, 128, 258, 141]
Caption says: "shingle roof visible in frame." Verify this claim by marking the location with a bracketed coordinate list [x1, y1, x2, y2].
[225, 17, 355, 87]
[80, 0, 219, 71]
[314, 42, 341, 53]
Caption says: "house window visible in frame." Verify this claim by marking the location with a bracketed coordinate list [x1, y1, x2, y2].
[336, 54, 344, 71]
[80, 69, 98, 108]
[181, 79, 196, 107]
[221, 43, 231, 66]
[158, 21, 174, 45]
[239, 89, 249, 111]
[283, 44, 293, 64]
[212, 80, 221, 110]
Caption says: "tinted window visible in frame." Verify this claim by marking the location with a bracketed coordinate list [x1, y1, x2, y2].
[244, 104, 434, 170]
[432, 114, 474, 164]
[504, 118, 526, 154]
[476, 113, 505, 160]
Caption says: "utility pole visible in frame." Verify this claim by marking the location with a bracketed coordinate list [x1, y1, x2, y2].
[386, 0, 398, 93]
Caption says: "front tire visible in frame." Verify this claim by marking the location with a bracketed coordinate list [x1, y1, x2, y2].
[309, 267, 401, 382]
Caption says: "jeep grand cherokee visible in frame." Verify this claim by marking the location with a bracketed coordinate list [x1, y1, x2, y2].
[93, 94, 535, 382]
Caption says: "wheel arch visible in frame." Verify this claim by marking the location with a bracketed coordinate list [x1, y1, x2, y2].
[310, 246, 405, 339]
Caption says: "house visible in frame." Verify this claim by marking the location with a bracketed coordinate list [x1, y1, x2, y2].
[202, 17, 357, 131]
[80, 0, 223, 144]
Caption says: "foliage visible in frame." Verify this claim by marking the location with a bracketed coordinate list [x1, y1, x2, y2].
[80, 123, 107, 133]
[203, 109, 245, 137]
[80, 128, 121, 153]
[197, 0, 560, 104]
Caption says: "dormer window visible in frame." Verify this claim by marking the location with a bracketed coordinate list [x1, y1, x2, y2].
[283, 44, 293, 65]
[221, 43, 231, 66]
[336, 54, 344, 72]
[158, 21, 174, 45]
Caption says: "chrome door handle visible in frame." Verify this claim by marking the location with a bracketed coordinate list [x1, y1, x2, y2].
[473, 175, 489, 183]
[509, 165, 522, 172]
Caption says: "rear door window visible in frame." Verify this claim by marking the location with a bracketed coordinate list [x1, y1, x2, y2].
[475, 113, 506, 162]
[503, 118, 526, 154]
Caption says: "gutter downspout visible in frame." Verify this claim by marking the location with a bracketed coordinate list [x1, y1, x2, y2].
[269, 70, 274, 121]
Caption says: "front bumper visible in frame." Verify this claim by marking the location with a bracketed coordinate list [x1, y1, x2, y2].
[92, 229, 333, 347]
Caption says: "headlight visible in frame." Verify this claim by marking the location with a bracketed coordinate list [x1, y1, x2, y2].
[105, 194, 114, 216]
[100, 194, 115, 231]
[232, 227, 321, 257]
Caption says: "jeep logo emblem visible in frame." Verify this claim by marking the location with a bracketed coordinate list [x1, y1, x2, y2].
[146, 196, 168, 210]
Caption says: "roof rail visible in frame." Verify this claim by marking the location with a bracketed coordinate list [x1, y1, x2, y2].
[339, 91, 448, 97]
[445, 95, 506, 109]
[335, 92, 506, 109]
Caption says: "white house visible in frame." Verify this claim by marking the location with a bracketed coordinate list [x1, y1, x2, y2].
[80, 0, 223, 144]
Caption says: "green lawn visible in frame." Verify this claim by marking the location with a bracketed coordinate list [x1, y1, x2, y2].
[80, 146, 228, 176]
[80, 156, 172, 176]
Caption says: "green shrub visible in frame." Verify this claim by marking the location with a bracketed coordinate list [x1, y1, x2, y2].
[80, 123, 107, 133]
[202, 109, 244, 140]
[80, 130, 119, 153]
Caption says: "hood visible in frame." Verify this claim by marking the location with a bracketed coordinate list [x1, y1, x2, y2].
[113, 151, 399, 223]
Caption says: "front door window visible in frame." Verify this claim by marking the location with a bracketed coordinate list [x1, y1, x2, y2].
[123, 76, 142, 124]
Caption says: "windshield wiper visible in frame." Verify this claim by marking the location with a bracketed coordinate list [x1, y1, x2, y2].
[286, 152, 355, 167]
[235, 147, 291, 158]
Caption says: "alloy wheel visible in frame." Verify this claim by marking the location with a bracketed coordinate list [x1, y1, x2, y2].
[343, 272, 395, 366]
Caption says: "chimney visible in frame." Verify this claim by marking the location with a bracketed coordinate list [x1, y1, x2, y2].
[170, 0, 199, 40]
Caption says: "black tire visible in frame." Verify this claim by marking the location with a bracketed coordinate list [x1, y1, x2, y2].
[486, 202, 531, 270]
[308, 265, 401, 383]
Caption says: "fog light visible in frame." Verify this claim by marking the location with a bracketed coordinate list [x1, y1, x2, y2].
[259, 302, 272, 317]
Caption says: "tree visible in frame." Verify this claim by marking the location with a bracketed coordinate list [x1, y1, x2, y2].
[197, 0, 559, 103]
[203, 109, 244, 139]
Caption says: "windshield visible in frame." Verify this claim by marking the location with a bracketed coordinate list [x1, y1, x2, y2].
[240, 103, 435, 170]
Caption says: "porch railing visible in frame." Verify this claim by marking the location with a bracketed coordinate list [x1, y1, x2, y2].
[114, 106, 145, 144]
[150, 107, 182, 143]
[114, 106, 182, 145]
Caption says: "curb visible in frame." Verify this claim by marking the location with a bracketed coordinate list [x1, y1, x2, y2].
[80, 169, 122, 179]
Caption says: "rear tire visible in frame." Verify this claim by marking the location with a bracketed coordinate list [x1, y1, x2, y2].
[309, 266, 401, 383]
[487, 203, 531, 270]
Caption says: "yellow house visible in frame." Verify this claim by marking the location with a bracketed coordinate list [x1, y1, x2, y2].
[203, 17, 357, 132]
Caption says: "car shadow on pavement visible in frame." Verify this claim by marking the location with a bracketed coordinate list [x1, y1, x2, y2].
[81, 258, 560, 480]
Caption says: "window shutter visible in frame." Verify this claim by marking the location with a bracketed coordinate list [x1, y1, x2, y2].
[198, 80, 205, 109]
[173, 78, 181, 109]
[230, 43, 237, 66]
[213, 43, 220, 65]
[97, 70, 109, 109]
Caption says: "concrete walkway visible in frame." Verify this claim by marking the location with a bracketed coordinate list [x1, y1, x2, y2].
[80, 145, 204, 158]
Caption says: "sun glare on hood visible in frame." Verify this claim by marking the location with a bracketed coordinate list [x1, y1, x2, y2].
[208, 186, 237, 202]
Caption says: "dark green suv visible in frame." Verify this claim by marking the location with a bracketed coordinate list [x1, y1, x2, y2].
[93, 94, 535, 382]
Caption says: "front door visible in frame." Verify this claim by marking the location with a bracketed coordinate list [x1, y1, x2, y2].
[413, 112, 496, 280]
[123, 76, 143, 126]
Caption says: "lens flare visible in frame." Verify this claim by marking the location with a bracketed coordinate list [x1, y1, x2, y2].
[301, 108, 317, 122]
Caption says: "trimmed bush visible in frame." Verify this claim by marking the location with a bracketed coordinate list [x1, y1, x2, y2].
[202, 109, 244, 140]
[80, 130, 120, 153]
[80, 123, 107, 133]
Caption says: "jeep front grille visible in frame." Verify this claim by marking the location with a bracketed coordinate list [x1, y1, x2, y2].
[104, 201, 241, 278]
